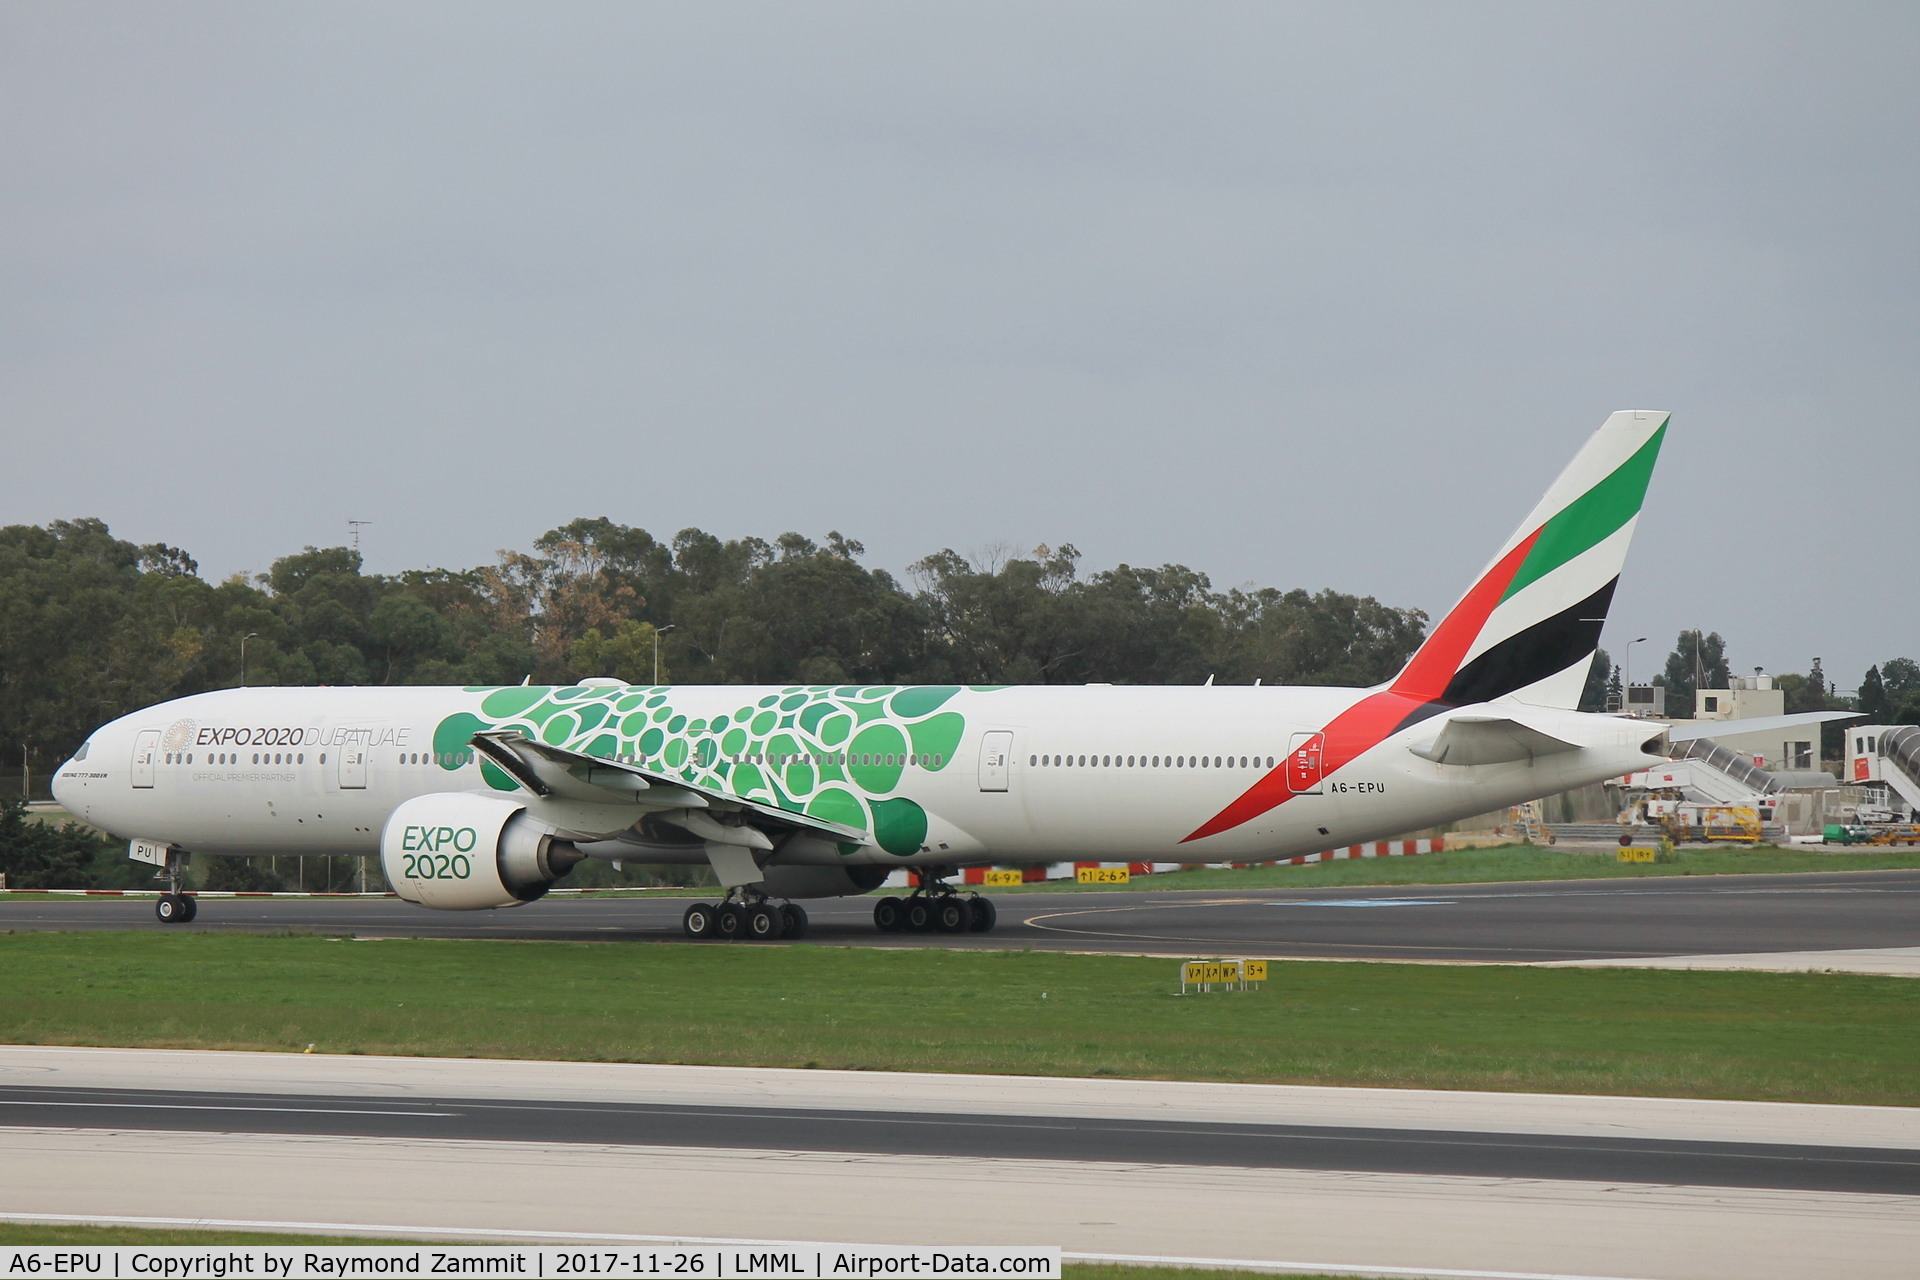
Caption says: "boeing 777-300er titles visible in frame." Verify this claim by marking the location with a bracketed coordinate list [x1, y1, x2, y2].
[57, 411, 1682, 939]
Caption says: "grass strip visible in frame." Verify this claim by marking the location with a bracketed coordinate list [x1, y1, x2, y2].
[3, 932, 1916, 1105]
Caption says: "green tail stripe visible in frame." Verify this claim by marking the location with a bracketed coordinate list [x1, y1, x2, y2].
[1501, 420, 1667, 602]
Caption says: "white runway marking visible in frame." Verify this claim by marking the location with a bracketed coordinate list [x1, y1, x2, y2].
[0, 1100, 454, 1116]
[1268, 898, 1455, 908]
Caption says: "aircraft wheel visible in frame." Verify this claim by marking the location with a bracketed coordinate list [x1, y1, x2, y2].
[872, 897, 904, 933]
[682, 902, 718, 940]
[179, 894, 198, 923]
[715, 903, 746, 941]
[905, 899, 934, 932]
[967, 897, 997, 933]
[933, 900, 968, 933]
[781, 903, 809, 940]
[155, 894, 185, 924]
[746, 903, 784, 940]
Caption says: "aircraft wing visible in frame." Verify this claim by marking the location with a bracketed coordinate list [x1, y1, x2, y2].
[1410, 714, 1584, 766]
[1662, 711, 1861, 743]
[468, 730, 870, 845]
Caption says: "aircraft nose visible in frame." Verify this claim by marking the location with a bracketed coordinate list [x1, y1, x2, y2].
[50, 758, 75, 810]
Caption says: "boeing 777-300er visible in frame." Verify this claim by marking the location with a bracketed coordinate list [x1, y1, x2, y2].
[57, 410, 1699, 939]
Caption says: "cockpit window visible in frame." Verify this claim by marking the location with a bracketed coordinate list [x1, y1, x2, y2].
[72, 741, 91, 762]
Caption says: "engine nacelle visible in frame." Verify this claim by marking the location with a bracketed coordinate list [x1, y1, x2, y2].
[381, 792, 583, 910]
[757, 863, 889, 900]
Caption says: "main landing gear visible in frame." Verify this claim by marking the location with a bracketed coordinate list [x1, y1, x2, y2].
[872, 871, 997, 935]
[681, 889, 808, 942]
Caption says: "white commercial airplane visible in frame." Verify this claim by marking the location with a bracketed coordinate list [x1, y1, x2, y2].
[57, 410, 1687, 939]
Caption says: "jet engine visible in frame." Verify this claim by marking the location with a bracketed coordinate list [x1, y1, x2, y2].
[380, 792, 584, 910]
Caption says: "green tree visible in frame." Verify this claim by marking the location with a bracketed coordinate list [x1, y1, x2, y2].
[1578, 648, 1613, 713]
[1860, 665, 1890, 720]
[1661, 630, 1730, 715]
[0, 797, 117, 889]
[1879, 658, 1920, 720]
[569, 619, 670, 684]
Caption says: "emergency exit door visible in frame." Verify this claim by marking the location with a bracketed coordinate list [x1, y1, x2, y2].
[131, 730, 160, 788]
[1286, 732, 1325, 794]
[978, 731, 1013, 792]
[337, 745, 368, 789]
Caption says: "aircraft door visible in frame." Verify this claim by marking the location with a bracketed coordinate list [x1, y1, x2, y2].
[978, 731, 1013, 792]
[1286, 732, 1325, 794]
[131, 730, 160, 788]
[337, 745, 368, 789]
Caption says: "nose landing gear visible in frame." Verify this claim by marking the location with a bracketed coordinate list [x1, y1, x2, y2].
[151, 848, 196, 924]
[681, 889, 808, 941]
[155, 892, 197, 924]
[873, 869, 997, 935]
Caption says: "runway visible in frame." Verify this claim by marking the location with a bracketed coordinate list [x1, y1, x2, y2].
[3, 1049, 1918, 1280]
[5, 1085, 1912, 1194]
[6, 869, 1920, 965]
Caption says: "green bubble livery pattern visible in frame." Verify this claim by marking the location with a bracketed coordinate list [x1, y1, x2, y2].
[433, 684, 998, 856]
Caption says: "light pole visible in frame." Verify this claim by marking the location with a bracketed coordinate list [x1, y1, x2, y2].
[653, 624, 675, 686]
[239, 633, 259, 687]
[1623, 636, 1648, 712]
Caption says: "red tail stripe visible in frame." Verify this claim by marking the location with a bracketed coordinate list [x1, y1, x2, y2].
[1390, 529, 1540, 702]
[1181, 528, 1541, 844]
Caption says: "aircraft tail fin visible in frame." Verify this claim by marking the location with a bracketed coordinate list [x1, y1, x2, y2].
[1388, 410, 1668, 711]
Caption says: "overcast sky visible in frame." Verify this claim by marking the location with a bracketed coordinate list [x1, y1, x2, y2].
[3, 3, 1915, 689]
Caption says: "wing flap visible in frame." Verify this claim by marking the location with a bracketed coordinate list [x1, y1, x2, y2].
[468, 730, 870, 845]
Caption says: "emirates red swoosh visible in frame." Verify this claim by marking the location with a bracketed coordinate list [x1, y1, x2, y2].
[1181, 530, 1540, 844]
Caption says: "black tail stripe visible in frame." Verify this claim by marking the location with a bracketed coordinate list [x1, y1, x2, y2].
[1440, 577, 1618, 706]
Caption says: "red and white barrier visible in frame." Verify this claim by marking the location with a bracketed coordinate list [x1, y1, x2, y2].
[941, 838, 1444, 886]
[1274, 836, 1444, 865]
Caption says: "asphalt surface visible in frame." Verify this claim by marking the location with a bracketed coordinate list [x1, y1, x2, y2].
[6, 869, 1920, 960]
[3, 1083, 1911, 1195]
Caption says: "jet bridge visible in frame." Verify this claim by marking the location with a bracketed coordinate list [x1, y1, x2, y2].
[1848, 725, 1920, 818]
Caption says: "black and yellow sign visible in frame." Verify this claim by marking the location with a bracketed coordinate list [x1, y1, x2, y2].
[1617, 847, 1656, 863]
[1077, 866, 1131, 885]
[982, 869, 1023, 887]
[1182, 960, 1241, 985]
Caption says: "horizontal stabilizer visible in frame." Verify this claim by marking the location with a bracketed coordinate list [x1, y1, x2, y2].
[468, 730, 870, 845]
[1663, 711, 1861, 743]
[1411, 714, 1584, 766]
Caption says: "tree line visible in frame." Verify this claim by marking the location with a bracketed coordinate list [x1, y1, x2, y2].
[1582, 632, 1920, 761]
[6, 516, 1912, 794]
[1, 516, 1429, 783]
